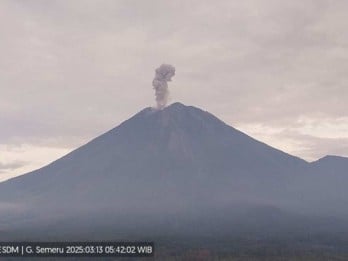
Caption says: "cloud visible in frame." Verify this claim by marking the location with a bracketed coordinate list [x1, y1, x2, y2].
[0, 144, 71, 182]
[0, 161, 27, 172]
[276, 131, 348, 161]
[0, 0, 347, 178]
[236, 122, 348, 161]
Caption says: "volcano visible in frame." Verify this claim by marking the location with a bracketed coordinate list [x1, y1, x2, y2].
[1, 103, 348, 241]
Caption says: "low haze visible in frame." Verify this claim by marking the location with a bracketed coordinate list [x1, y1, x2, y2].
[1, 0, 348, 181]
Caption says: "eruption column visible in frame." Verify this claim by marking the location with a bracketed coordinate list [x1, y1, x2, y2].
[152, 64, 175, 109]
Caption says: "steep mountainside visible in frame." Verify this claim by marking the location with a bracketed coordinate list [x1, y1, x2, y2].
[0, 103, 347, 240]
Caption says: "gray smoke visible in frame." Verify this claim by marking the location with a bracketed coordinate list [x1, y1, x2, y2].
[152, 64, 175, 109]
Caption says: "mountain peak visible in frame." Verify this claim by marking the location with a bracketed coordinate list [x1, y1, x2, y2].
[156, 102, 204, 116]
[129, 102, 224, 133]
[165, 102, 187, 109]
[131, 102, 195, 119]
[314, 155, 348, 163]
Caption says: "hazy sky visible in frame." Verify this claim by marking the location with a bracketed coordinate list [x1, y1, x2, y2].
[1, 0, 348, 181]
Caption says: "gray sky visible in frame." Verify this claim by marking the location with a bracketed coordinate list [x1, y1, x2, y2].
[1, 0, 348, 181]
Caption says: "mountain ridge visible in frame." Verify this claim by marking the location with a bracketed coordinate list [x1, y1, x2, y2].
[0, 102, 348, 240]
[3, 102, 342, 186]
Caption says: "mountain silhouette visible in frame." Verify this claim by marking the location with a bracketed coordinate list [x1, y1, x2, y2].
[0, 102, 347, 240]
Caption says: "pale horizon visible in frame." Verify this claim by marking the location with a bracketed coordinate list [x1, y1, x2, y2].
[1, 0, 348, 181]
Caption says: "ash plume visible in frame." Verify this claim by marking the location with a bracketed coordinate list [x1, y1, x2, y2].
[152, 64, 175, 109]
